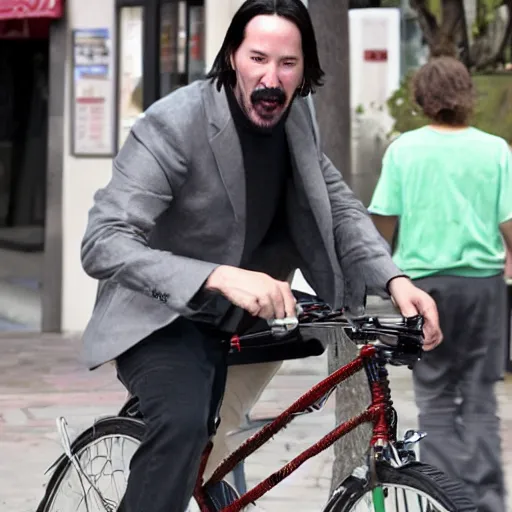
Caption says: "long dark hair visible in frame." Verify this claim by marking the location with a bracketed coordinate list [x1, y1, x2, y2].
[206, 0, 324, 97]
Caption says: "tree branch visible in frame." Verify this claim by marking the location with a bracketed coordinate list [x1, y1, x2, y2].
[409, 0, 439, 44]
[473, 0, 512, 69]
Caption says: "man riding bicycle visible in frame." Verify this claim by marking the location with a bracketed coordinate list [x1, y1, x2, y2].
[80, 1, 443, 510]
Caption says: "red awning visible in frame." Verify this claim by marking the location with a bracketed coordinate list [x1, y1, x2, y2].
[0, 0, 63, 21]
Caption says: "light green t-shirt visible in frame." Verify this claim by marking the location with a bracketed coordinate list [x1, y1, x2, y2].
[369, 126, 512, 280]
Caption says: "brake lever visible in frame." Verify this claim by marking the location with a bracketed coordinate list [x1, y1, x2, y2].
[267, 304, 303, 335]
[343, 309, 369, 332]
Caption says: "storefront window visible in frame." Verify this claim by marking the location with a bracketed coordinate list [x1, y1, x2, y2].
[118, 6, 143, 149]
[187, 4, 205, 83]
[116, 0, 204, 148]
[160, 1, 204, 96]
[160, 1, 182, 97]
[177, 1, 187, 75]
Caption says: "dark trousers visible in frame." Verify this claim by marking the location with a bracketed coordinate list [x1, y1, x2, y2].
[116, 318, 229, 512]
[413, 274, 507, 512]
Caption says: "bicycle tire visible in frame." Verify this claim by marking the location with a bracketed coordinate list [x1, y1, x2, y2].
[36, 416, 239, 512]
[324, 461, 477, 512]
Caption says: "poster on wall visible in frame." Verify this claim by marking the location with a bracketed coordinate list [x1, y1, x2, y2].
[72, 28, 114, 156]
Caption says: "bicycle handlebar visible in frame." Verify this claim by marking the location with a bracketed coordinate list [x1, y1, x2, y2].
[267, 296, 424, 340]
[228, 291, 425, 368]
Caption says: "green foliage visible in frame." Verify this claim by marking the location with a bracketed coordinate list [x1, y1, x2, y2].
[386, 72, 428, 135]
[473, 0, 503, 36]
[426, 0, 442, 22]
[472, 73, 512, 141]
[386, 71, 512, 142]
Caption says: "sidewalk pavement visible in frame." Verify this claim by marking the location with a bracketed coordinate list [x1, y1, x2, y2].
[0, 331, 511, 511]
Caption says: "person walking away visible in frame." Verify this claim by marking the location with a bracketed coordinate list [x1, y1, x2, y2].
[369, 56, 512, 512]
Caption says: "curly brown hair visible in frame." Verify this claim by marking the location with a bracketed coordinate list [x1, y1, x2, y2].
[412, 56, 474, 126]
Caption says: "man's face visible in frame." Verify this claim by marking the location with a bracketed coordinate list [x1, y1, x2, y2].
[230, 14, 304, 128]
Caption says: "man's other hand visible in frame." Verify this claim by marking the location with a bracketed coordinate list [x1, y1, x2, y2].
[205, 266, 296, 320]
[388, 276, 443, 351]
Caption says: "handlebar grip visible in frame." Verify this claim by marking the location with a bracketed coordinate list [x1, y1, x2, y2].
[267, 316, 299, 330]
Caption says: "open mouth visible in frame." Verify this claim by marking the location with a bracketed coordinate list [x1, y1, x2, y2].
[250, 88, 286, 120]
[253, 99, 283, 118]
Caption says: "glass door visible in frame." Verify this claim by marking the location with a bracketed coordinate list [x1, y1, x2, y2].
[117, 6, 144, 148]
[187, 2, 205, 83]
[116, 0, 205, 150]
[160, 0, 182, 96]
[159, 0, 204, 97]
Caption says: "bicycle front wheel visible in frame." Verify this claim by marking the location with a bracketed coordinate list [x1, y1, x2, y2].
[324, 462, 477, 512]
[36, 416, 238, 512]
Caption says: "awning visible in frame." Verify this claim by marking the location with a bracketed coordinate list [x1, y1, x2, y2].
[0, 0, 63, 21]
[0, 1, 63, 39]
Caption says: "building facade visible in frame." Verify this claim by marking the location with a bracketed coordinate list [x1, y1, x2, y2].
[2, 0, 247, 333]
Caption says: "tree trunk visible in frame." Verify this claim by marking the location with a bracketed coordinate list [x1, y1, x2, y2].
[308, 0, 373, 494]
[326, 332, 373, 494]
[409, 0, 440, 45]
[472, 0, 512, 69]
[308, 0, 351, 181]
[409, 0, 469, 63]
[441, 0, 470, 64]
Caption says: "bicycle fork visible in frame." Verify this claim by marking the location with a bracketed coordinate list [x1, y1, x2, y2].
[365, 358, 395, 512]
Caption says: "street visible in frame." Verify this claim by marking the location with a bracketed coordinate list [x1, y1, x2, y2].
[0, 332, 511, 511]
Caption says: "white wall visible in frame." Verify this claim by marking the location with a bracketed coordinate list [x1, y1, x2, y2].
[204, 0, 245, 70]
[61, 0, 115, 331]
[348, 8, 401, 205]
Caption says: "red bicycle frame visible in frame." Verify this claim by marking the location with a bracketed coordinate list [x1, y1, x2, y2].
[193, 344, 393, 512]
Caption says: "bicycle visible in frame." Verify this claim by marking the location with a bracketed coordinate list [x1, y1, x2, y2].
[36, 292, 476, 512]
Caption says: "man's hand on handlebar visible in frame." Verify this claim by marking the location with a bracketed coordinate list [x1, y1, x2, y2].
[205, 266, 297, 320]
[387, 276, 443, 351]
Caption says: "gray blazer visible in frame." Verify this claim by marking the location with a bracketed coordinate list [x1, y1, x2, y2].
[81, 80, 401, 369]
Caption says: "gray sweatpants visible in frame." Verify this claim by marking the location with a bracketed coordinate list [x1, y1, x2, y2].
[413, 274, 508, 512]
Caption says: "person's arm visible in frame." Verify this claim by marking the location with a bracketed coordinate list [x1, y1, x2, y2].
[501, 221, 512, 254]
[81, 108, 219, 315]
[368, 143, 402, 244]
[371, 214, 398, 247]
[501, 223, 512, 279]
[498, 142, 512, 278]
[504, 245, 512, 280]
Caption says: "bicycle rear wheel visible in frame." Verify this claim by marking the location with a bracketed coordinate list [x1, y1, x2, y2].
[36, 416, 238, 512]
[324, 462, 477, 512]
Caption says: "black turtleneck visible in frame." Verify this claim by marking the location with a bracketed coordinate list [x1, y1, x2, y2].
[225, 86, 291, 267]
